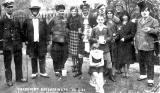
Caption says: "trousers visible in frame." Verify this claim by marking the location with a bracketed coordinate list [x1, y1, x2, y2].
[138, 50, 154, 80]
[3, 48, 23, 82]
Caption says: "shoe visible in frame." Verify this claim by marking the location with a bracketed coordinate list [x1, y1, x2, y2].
[108, 69, 116, 82]
[148, 80, 154, 87]
[71, 66, 77, 73]
[148, 83, 154, 87]
[109, 75, 116, 82]
[89, 81, 96, 87]
[137, 75, 147, 81]
[73, 72, 82, 77]
[104, 70, 109, 76]
[31, 73, 38, 79]
[122, 73, 129, 79]
[40, 73, 49, 78]
[16, 78, 27, 83]
[55, 72, 61, 77]
[137, 78, 147, 81]
[116, 70, 122, 74]
[7, 81, 13, 87]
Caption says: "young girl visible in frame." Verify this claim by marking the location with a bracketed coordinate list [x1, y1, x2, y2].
[89, 43, 105, 93]
[67, 6, 83, 77]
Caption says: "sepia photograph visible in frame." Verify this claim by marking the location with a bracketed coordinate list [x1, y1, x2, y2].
[0, 0, 159, 93]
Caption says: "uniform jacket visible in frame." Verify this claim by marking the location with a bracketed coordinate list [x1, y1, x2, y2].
[23, 16, 50, 56]
[135, 16, 159, 51]
[0, 14, 24, 50]
[90, 25, 112, 53]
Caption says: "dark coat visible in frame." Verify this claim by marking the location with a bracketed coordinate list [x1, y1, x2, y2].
[90, 25, 112, 53]
[135, 16, 159, 51]
[23, 18, 50, 57]
[0, 15, 24, 51]
[115, 21, 136, 64]
[105, 20, 118, 63]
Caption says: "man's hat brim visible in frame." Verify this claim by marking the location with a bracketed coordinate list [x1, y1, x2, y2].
[96, 4, 105, 9]
[2, 2, 14, 7]
[29, 6, 41, 10]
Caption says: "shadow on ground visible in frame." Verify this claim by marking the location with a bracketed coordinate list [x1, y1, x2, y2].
[0, 48, 159, 93]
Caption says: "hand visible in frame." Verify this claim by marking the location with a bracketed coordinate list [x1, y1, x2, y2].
[131, 19, 137, 23]
[25, 42, 28, 45]
[143, 42, 148, 46]
[95, 63, 101, 67]
[121, 38, 125, 42]
[98, 39, 106, 44]
[142, 27, 151, 32]
[113, 33, 116, 37]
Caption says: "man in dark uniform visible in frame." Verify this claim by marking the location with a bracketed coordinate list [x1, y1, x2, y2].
[23, 1, 50, 79]
[0, 0, 27, 86]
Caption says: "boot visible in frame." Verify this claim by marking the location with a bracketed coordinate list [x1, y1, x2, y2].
[108, 69, 116, 82]
[72, 65, 76, 72]
[72, 57, 77, 73]
[73, 58, 83, 77]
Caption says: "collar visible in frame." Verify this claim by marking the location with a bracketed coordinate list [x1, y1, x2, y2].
[139, 16, 152, 25]
[82, 14, 89, 18]
[29, 14, 41, 19]
[5, 13, 13, 19]
[97, 24, 106, 28]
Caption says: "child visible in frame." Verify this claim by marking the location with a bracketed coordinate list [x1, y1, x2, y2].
[89, 15, 115, 82]
[89, 43, 105, 93]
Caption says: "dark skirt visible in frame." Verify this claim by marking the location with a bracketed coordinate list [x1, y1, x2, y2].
[110, 43, 118, 64]
[117, 41, 135, 65]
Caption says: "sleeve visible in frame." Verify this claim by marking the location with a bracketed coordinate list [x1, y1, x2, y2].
[17, 21, 25, 42]
[22, 19, 28, 42]
[48, 18, 55, 31]
[105, 27, 112, 42]
[89, 52, 95, 67]
[147, 19, 159, 34]
[112, 15, 120, 23]
[78, 15, 82, 29]
[43, 18, 51, 43]
[123, 22, 137, 42]
[89, 28, 98, 45]
[100, 51, 104, 66]
[0, 19, 4, 40]
[66, 16, 70, 30]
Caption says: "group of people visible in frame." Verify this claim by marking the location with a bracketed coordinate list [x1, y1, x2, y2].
[0, 0, 159, 93]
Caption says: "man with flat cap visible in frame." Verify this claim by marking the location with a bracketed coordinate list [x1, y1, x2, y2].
[23, 1, 50, 79]
[135, 0, 159, 87]
[0, 0, 27, 86]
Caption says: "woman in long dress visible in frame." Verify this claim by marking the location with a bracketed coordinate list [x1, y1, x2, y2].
[67, 6, 83, 77]
[105, 8, 120, 80]
[115, 11, 136, 78]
